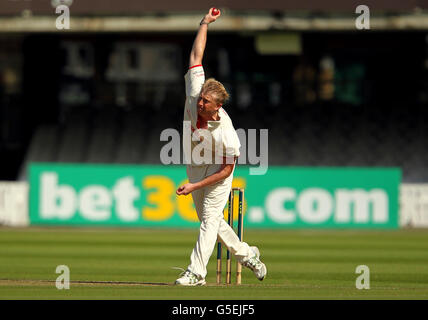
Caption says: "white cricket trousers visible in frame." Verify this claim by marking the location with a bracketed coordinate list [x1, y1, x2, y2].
[186, 163, 251, 279]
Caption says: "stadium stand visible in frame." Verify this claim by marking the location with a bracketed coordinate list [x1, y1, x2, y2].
[6, 30, 427, 183]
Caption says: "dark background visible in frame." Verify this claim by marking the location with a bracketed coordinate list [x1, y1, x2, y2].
[1, 1, 427, 182]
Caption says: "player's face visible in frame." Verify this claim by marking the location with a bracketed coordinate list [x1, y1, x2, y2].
[197, 91, 221, 120]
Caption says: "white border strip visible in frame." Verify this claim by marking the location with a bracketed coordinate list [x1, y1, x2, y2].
[0, 14, 428, 32]
[0, 181, 29, 227]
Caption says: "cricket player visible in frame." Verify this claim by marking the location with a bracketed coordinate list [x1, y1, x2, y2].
[175, 8, 267, 286]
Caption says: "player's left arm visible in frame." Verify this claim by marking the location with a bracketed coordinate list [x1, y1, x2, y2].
[176, 156, 236, 196]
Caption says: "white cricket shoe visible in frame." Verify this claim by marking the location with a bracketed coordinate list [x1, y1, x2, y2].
[174, 269, 206, 286]
[242, 246, 267, 281]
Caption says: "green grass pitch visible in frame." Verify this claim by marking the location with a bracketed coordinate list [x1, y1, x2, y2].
[1, 227, 428, 299]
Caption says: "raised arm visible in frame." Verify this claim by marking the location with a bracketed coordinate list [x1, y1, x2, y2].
[189, 8, 221, 68]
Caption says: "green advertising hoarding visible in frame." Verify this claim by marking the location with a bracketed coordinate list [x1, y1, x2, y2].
[29, 163, 401, 229]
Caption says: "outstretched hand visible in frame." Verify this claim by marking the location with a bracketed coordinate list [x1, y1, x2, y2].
[176, 183, 195, 196]
[201, 7, 221, 24]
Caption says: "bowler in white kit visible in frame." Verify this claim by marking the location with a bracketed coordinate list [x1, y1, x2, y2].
[175, 8, 267, 286]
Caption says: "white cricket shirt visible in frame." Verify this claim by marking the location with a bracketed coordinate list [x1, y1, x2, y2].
[183, 65, 241, 166]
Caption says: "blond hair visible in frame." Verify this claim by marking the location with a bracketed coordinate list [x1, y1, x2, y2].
[201, 78, 230, 105]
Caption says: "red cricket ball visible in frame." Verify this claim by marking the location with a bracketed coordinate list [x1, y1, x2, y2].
[212, 8, 220, 16]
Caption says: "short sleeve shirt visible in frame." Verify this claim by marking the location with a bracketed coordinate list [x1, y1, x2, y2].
[183, 65, 241, 165]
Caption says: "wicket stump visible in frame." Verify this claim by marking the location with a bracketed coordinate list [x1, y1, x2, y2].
[216, 187, 244, 285]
